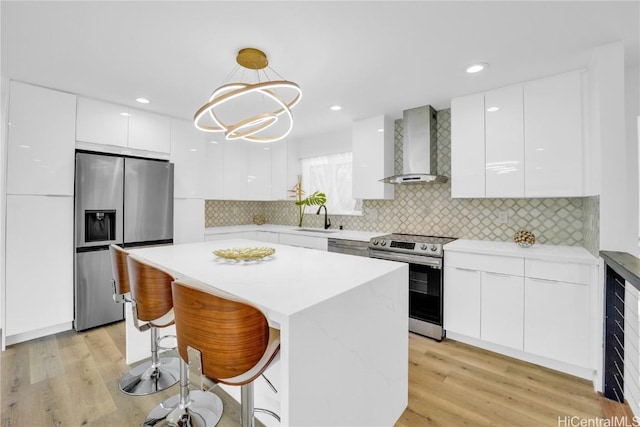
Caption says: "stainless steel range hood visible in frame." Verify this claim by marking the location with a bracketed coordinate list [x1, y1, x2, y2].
[380, 105, 448, 184]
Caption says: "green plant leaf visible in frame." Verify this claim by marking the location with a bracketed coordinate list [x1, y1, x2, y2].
[295, 191, 326, 206]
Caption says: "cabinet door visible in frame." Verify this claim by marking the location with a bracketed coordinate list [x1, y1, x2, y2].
[485, 85, 524, 197]
[443, 266, 481, 338]
[524, 277, 590, 367]
[222, 140, 249, 200]
[5, 195, 74, 336]
[203, 140, 224, 200]
[247, 143, 272, 200]
[256, 231, 280, 244]
[174, 198, 204, 244]
[7, 81, 76, 196]
[352, 115, 394, 200]
[170, 119, 205, 198]
[524, 71, 583, 197]
[278, 233, 328, 250]
[451, 93, 485, 198]
[128, 108, 171, 153]
[481, 272, 524, 350]
[76, 97, 128, 147]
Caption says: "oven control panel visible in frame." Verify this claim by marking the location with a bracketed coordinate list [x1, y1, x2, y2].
[370, 238, 444, 257]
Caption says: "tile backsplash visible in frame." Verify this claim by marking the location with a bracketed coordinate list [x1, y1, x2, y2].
[206, 109, 598, 250]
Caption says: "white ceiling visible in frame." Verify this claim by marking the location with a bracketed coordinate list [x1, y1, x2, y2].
[2, 1, 638, 140]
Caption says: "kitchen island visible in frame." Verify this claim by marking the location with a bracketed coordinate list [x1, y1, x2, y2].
[127, 239, 408, 426]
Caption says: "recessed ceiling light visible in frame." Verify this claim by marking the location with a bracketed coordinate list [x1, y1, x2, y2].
[377, 128, 384, 132]
[189, 148, 198, 152]
[120, 112, 131, 117]
[466, 63, 488, 74]
[486, 107, 499, 113]
[330, 105, 342, 111]
[19, 144, 31, 149]
[136, 98, 150, 104]
[263, 147, 270, 150]
[209, 140, 220, 144]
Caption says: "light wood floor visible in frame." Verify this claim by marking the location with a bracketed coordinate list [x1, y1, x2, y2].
[1, 322, 604, 426]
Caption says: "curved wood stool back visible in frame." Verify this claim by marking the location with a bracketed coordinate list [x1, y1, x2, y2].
[109, 244, 130, 298]
[117, 255, 180, 396]
[171, 280, 280, 427]
[126, 255, 175, 326]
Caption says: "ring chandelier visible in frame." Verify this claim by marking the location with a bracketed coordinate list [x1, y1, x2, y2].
[194, 48, 302, 143]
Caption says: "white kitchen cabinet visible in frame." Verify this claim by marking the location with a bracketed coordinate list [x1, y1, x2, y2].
[203, 140, 224, 200]
[270, 139, 300, 200]
[278, 233, 328, 250]
[174, 198, 205, 244]
[5, 195, 74, 338]
[451, 70, 585, 198]
[451, 93, 485, 198]
[444, 240, 597, 376]
[524, 277, 590, 367]
[524, 71, 584, 197]
[256, 231, 280, 244]
[222, 140, 249, 200]
[205, 231, 258, 242]
[7, 81, 76, 196]
[128, 108, 171, 154]
[352, 115, 395, 200]
[485, 85, 524, 197]
[480, 271, 524, 349]
[443, 266, 481, 338]
[247, 144, 272, 201]
[170, 119, 206, 199]
[76, 97, 129, 147]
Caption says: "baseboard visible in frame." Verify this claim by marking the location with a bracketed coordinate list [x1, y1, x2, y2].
[4, 322, 73, 346]
[446, 331, 597, 384]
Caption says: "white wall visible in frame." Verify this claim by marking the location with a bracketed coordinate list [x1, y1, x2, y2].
[295, 127, 352, 159]
[589, 42, 638, 255]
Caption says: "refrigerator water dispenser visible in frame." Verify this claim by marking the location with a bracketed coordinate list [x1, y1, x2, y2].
[84, 210, 116, 242]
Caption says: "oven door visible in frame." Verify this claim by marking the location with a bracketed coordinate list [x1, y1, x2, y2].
[370, 249, 444, 339]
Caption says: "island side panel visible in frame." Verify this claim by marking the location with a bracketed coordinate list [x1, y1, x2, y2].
[282, 265, 408, 426]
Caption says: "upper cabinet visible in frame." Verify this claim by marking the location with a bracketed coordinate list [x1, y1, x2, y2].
[352, 115, 395, 200]
[203, 139, 225, 200]
[76, 97, 128, 147]
[451, 93, 485, 198]
[128, 108, 171, 153]
[451, 70, 585, 198]
[524, 72, 583, 197]
[76, 96, 171, 155]
[7, 81, 76, 196]
[170, 119, 205, 199]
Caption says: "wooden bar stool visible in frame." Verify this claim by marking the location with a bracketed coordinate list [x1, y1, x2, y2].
[144, 280, 280, 427]
[119, 254, 181, 396]
[110, 244, 130, 304]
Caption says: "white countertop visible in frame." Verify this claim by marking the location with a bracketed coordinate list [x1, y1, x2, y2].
[444, 239, 598, 265]
[130, 239, 405, 325]
[204, 224, 387, 242]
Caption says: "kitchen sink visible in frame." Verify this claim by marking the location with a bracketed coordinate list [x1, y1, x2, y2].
[294, 228, 339, 234]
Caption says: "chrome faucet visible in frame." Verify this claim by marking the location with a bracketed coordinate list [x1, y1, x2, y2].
[316, 204, 331, 229]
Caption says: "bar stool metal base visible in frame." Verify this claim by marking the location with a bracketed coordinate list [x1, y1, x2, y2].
[143, 390, 223, 427]
[119, 356, 180, 396]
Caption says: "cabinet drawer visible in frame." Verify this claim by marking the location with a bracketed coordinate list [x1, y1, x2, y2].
[278, 233, 328, 250]
[445, 252, 523, 276]
[525, 259, 591, 285]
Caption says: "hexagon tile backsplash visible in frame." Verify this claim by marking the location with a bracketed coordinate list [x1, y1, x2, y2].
[206, 109, 599, 253]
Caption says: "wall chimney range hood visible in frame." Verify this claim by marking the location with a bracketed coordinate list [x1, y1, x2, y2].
[380, 105, 448, 184]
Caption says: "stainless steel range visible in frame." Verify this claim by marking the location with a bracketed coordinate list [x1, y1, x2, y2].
[369, 233, 456, 341]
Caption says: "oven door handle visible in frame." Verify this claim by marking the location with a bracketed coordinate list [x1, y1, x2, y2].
[369, 249, 442, 268]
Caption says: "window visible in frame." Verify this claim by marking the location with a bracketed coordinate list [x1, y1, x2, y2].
[301, 152, 362, 215]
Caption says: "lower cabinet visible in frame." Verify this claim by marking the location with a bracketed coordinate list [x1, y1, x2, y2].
[444, 250, 593, 370]
[481, 272, 524, 350]
[256, 231, 280, 244]
[524, 277, 590, 368]
[205, 231, 258, 242]
[5, 195, 74, 338]
[277, 233, 328, 250]
[443, 266, 480, 339]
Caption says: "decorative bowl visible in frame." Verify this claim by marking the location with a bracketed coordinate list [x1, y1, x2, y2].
[213, 247, 275, 261]
[513, 230, 536, 248]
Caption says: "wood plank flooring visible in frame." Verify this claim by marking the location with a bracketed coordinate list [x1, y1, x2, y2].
[2, 323, 605, 426]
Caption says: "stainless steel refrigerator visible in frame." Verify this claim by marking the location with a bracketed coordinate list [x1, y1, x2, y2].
[74, 151, 174, 331]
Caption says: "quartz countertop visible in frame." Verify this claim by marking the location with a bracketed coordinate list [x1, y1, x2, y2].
[444, 239, 598, 265]
[204, 224, 388, 242]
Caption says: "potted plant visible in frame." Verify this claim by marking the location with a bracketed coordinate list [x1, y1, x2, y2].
[288, 175, 326, 227]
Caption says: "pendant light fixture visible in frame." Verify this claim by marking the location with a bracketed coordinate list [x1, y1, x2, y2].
[194, 48, 302, 143]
